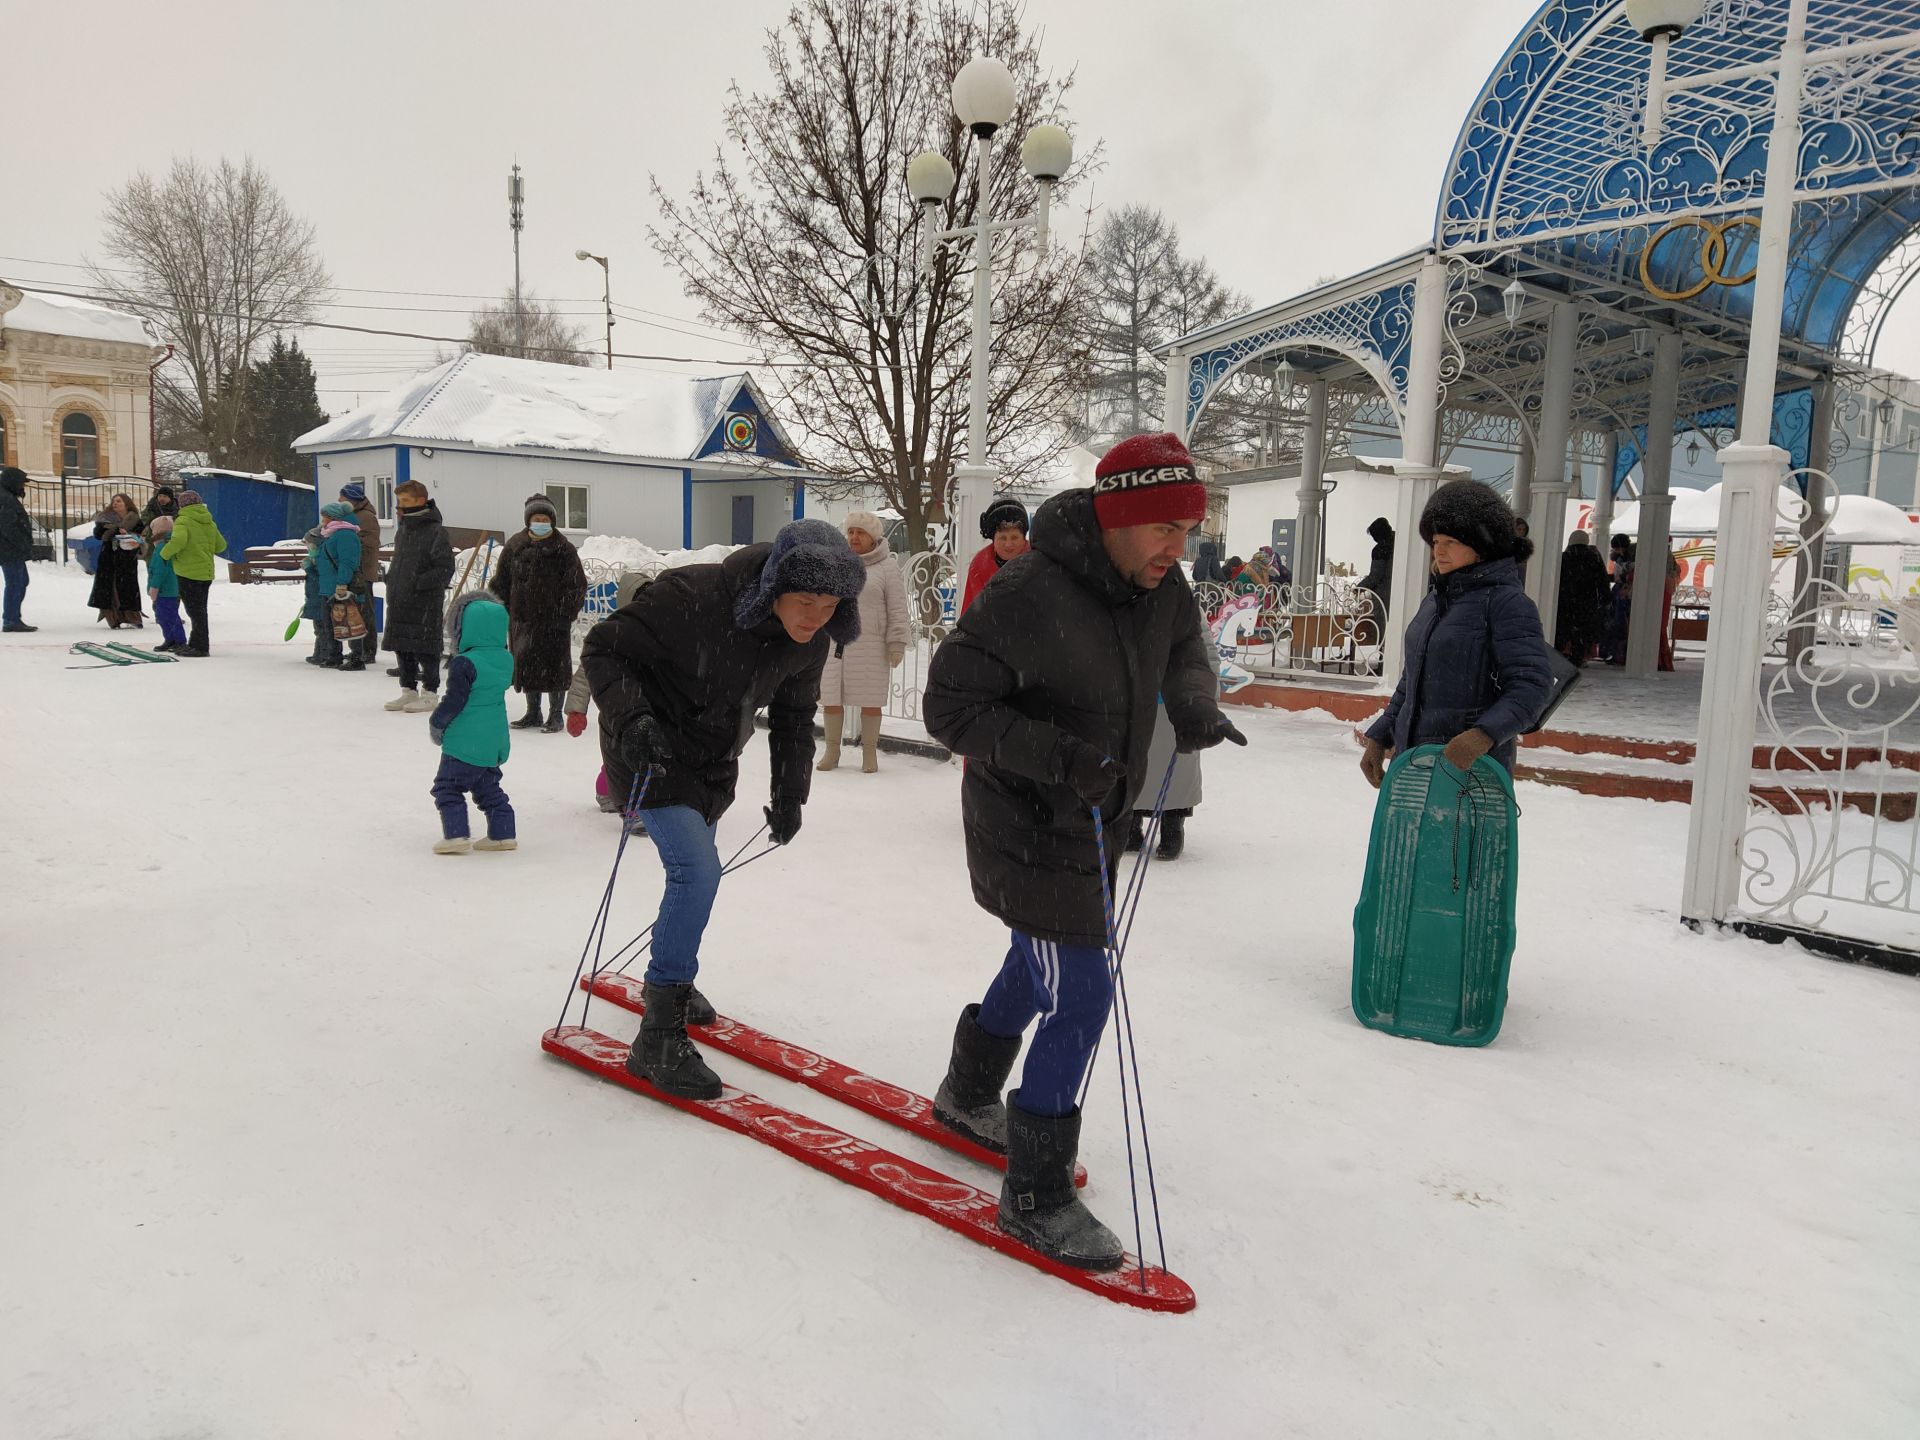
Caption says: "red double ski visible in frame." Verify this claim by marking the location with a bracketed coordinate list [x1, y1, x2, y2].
[542, 1025, 1194, 1313]
[580, 971, 1087, 1187]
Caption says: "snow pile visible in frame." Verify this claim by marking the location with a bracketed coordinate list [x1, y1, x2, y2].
[576, 535, 736, 570]
[294, 353, 763, 463]
[2, 288, 157, 348]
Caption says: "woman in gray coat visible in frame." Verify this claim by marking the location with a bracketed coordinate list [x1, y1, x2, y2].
[816, 510, 909, 773]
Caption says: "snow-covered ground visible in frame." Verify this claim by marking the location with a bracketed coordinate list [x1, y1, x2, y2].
[4, 560, 1917, 1438]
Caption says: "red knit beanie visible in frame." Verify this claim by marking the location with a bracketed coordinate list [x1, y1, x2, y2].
[1092, 432, 1208, 530]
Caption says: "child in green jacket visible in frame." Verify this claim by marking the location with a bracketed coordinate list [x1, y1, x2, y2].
[427, 592, 517, 855]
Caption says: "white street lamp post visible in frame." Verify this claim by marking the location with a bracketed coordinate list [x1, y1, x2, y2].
[908, 57, 1072, 555]
[575, 250, 613, 370]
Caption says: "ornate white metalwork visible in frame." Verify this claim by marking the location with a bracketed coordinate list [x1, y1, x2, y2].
[1735, 465, 1920, 943]
[1192, 579, 1382, 679]
[885, 550, 958, 722]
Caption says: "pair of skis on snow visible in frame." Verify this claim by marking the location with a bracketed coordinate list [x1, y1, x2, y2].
[543, 971, 1195, 1313]
[68, 641, 177, 667]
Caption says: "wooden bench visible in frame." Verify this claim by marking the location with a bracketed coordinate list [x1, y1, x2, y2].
[229, 544, 395, 584]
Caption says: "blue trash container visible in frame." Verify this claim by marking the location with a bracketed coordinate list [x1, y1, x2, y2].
[71, 536, 102, 575]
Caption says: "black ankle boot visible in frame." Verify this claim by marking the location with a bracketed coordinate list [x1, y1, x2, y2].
[625, 981, 722, 1099]
[998, 1092, 1123, 1271]
[686, 985, 717, 1027]
[1155, 810, 1188, 861]
[510, 694, 544, 729]
[541, 690, 566, 732]
[931, 1004, 1023, 1153]
[1124, 813, 1146, 853]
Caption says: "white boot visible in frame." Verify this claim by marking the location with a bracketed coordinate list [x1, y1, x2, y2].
[473, 837, 517, 852]
[816, 710, 844, 771]
[404, 690, 439, 713]
[433, 836, 472, 855]
[385, 688, 418, 712]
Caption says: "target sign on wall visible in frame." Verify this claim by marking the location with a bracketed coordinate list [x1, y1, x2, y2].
[724, 413, 757, 451]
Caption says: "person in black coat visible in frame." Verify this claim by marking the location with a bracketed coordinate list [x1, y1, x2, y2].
[88, 493, 145, 628]
[380, 482, 456, 712]
[582, 519, 867, 1100]
[1360, 479, 1554, 785]
[0, 465, 35, 632]
[1355, 516, 1394, 644]
[923, 432, 1245, 1273]
[1554, 531, 1610, 666]
[490, 493, 589, 731]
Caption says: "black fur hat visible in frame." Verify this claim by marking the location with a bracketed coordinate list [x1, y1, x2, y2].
[980, 496, 1029, 540]
[1418, 480, 1522, 563]
[733, 518, 868, 646]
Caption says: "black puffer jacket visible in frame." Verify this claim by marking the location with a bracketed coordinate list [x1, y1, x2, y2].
[0, 468, 32, 564]
[382, 500, 456, 654]
[924, 488, 1221, 947]
[1364, 556, 1553, 771]
[582, 544, 828, 823]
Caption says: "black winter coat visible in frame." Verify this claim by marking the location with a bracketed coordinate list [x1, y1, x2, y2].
[1364, 556, 1554, 771]
[1358, 519, 1395, 606]
[0, 475, 31, 564]
[582, 544, 826, 823]
[1554, 544, 1610, 657]
[489, 529, 587, 693]
[89, 510, 144, 614]
[924, 488, 1221, 947]
[382, 500, 456, 654]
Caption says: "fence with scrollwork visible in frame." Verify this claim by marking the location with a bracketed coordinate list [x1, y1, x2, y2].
[1192, 578, 1383, 678]
[885, 551, 957, 722]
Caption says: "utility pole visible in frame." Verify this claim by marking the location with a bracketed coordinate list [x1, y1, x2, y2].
[508, 164, 526, 357]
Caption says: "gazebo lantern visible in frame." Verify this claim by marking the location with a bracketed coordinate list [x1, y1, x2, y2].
[1876, 395, 1896, 434]
[1501, 277, 1527, 328]
[1628, 0, 1709, 147]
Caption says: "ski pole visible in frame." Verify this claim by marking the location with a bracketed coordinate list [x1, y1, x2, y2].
[558, 771, 651, 1036]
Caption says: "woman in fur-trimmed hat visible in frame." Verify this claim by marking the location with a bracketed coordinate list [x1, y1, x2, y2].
[488, 493, 589, 731]
[1359, 478, 1555, 785]
[816, 509, 909, 773]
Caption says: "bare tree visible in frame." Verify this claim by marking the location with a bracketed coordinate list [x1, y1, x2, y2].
[1080, 203, 1245, 448]
[464, 290, 591, 366]
[91, 157, 330, 468]
[651, 0, 1096, 553]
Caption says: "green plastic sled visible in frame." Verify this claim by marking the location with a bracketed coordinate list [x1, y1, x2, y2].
[1351, 744, 1519, 1047]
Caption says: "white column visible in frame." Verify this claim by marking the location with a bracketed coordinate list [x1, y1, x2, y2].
[950, 129, 998, 556]
[1382, 254, 1449, 684]
[1592, 430, 1619, 542]
[1627, 329, 1684, 677]
[1511, 428, 1535, 517]
[1681, 0, 1808, 927]
[1295, 378, 1328, 588]
[1526, 300, 1578, 638]
[1164, 347, 1191, 445]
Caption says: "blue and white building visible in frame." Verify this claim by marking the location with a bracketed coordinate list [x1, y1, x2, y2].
[293, 353, 816, 548]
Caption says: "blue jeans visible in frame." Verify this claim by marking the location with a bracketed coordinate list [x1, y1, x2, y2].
[977, 932, 1114, 1117]
[2, 561, 27, 628]
[640, 804, 722, 987]
[431, 755, 516, 840]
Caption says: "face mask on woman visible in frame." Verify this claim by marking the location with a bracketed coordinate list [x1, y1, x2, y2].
[529, 520, 554, 538]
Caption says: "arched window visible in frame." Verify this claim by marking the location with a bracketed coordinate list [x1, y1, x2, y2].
[61, 412, 99, 479]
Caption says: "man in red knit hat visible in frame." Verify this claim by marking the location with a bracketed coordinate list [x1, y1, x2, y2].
[923, 431, 1246, 1270]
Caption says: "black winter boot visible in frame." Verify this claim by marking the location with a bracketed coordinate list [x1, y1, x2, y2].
[541, 689, 566, 732]
[511, 693, 545, 729]
[931, 1004, 1023, 1153]
[998, 1092, 1124, 1271]
[625, 981, 723, 1100]
[686, 985, 717, 1027]
[1155, 810, 1188, 861]
[1124, 813, 1147, 853]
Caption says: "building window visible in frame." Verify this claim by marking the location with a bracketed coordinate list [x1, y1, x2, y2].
[551, 484, 590, 530]
[61, 412, 99, 479]
[376, 476, 395, 521]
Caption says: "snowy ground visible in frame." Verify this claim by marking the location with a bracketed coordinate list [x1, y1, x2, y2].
[4, 560, 1917, 1439]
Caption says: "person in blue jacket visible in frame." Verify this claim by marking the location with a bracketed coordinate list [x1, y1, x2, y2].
[427, 593, 517, 855]
[1360, 479, 1554, 785]
[311, 502, 362, 669]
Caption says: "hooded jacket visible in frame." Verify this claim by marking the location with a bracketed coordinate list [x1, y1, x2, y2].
[314, 520, 362, 595]
[581, 543, 843, 822]
[0, 468, 32, 564]
[348, 496, 382, 587]
[923, 488, 1220, 946]
[381, 499, 456, 654]
[1363, 556, 1554, 771]
[159, 503, 226, 582]
[431, 593, 514, 767]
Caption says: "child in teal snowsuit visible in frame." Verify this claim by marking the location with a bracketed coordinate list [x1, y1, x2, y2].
[144, 515, 186, 652]
[427, 592, 517, 854]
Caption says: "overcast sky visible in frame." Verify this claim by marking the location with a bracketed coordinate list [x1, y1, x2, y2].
[8, 0, 1920, 422]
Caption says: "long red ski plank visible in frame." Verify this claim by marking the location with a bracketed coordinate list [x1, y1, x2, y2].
[580, 971, 1088, 1187]
[542, 1026, 1194, 1314]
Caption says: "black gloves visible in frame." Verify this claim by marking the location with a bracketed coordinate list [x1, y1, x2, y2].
[1058, 737, 1126, 804]
[619, 715, 673, 774]
[765, 799, 803, 845]
[1174, 713, 1249, 753]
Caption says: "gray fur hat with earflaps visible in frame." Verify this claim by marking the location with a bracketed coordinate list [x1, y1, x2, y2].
[733, 519, 868, 647]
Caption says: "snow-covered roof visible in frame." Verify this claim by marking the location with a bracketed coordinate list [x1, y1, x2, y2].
[178, 465, 315, 493]
[293, 352, 777, 465]
[1611, 486, 1920, 544]
[1, 288, 158, 348]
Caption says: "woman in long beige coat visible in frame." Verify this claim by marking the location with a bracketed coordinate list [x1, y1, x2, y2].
[817, 511, 909, 772]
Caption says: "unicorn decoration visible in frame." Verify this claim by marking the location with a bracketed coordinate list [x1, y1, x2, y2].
[1208, 592, 1264, 695]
